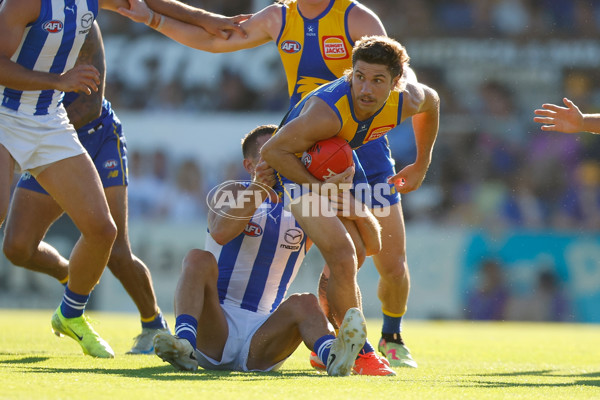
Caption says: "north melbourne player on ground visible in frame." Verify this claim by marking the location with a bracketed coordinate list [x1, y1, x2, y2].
[153, 125, 383, 376]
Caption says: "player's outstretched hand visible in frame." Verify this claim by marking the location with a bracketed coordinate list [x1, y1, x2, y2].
[201, 12, 251, 39]
[116, 0, 152, 24]
[389, 163, 427, 194]
[533, 98, 584, 134]
[57, 65, 100, 95]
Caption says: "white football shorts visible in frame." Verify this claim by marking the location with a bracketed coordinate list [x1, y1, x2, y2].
[0, 105, 85, 173]
[195, 302, 287, 372]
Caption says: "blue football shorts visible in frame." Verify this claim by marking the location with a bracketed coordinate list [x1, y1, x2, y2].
[354, 138, 401, 208]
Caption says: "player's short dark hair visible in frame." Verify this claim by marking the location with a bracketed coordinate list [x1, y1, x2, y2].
[241, 124, 277, 159]
[352, 35, 409, 79]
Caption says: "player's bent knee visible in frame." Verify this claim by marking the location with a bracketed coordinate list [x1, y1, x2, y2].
[326, 252, 358, 281]
[318, 238, 355, 257]
[2, 237, 35, 266]
[82, 217, 117, 247]
[379, 263, 409, 282]
[283, 293, 321, 318]
[376, 256, 409, 277]
[182, 249, 218, 277]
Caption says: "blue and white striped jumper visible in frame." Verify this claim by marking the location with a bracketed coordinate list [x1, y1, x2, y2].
[0, 0, 98, 115]
[205, 198, 309, 315]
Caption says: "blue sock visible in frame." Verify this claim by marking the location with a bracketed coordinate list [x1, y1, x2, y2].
[60, 286, 90, 318]
[314, 334, 335, 365]
[382, 313, 402, 335]
[141, 311, 168, 330]
[359, 339, 375, 355]
[175, 314, 198, 350]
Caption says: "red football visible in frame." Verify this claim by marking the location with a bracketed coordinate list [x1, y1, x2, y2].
[301, 137, 353, 181]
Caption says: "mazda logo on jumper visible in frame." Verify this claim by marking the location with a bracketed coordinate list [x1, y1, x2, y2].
[284, 228, 303, 245]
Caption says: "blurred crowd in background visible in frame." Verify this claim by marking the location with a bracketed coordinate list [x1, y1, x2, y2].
[464, 258, 572, 322]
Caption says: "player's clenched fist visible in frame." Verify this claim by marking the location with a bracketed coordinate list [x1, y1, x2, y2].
[57, 64, 101, 95]
[253, 158, 276, 188]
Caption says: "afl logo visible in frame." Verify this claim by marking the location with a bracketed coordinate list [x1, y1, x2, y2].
[43, 20, 64, 33]
[244, 222, 263, 237]
[103, 159, 118, 169]
[322, 36, 348, 60]
[301, 153, 312, 168]
[281, 40, 301, 54]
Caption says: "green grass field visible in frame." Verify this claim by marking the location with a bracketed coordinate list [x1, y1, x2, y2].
[0, 309, 598, 400]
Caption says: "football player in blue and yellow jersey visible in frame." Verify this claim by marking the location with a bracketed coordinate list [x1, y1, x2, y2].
[120, 0, 424, 370]
[118, 0, 385, 107]
[261, 34, 439, 365]
[263, 36, 439, 203]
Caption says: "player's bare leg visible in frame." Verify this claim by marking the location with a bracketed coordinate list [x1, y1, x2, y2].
[317, 217, 366, 327]
[2, 188, 68, 281]
[37, 154, 116, 294]
[104, 186, 168, 353]
[289, 193, 361, 326]
[104, 186, 156, 318]
[317, 266, 332, 325]
[310, 217, 395, 375]
[154, 249, 227, 370]
[373, 202, 417, 368]
[247, 293, 334, 370]
[39, 153, 117, 358]
[177, 249, 228, 359]
[248, 294, 368, 376]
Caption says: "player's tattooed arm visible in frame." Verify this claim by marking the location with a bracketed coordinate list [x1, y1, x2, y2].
[65, 22, 105, 129]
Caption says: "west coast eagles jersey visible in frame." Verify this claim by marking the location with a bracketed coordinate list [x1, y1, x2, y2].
[284, 76, 403, 150]
[276, 0, 356, 108]
[0, 0, 98, 115]
[205, 196, 308, 315]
